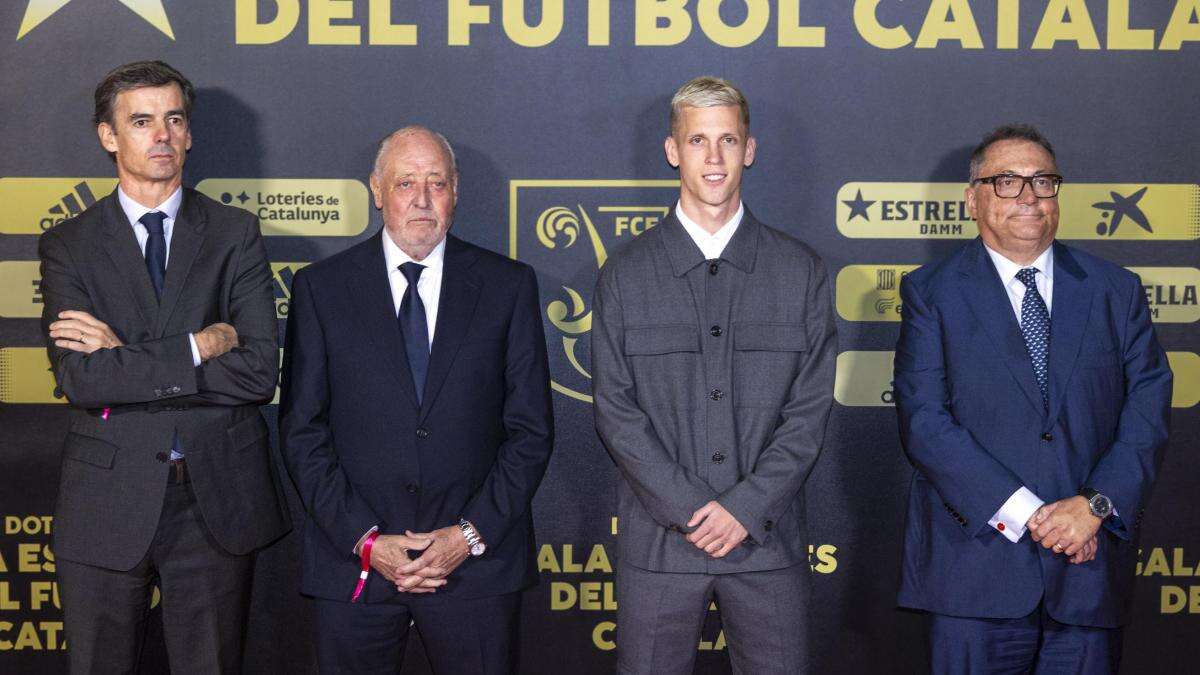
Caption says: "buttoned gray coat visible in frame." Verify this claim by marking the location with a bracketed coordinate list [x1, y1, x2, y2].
[592, 210, 837, 573]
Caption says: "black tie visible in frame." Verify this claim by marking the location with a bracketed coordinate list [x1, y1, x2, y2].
[398, 262, 429, 404]
[140, 211, 167, 300]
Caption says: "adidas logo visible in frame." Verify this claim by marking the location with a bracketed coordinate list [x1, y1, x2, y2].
[41, 181, 98, 230]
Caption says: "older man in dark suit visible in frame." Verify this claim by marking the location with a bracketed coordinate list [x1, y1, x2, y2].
[39, 61, 291, 674]
[279, 125, 554, 674]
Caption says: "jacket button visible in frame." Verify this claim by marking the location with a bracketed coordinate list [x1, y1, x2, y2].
[709, 262, 720, 275]
[406, 484, 419, 493]
[710, 325, 722, 337]
[763, 520, 774, 531]
[709, 389, 724, 401]
[1041, 433, 1053, 441]
[415, 428, 429, 439]
[712, 452, 725, 464]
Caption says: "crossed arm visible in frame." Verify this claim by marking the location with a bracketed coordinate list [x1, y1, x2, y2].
[38, 221, 278, 409]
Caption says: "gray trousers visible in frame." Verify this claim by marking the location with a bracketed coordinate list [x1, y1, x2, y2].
[57, 480, 254, 675]
[616, 562, 810, 675]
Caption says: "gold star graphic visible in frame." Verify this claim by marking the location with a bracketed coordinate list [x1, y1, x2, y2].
[18, 0, 175, 40]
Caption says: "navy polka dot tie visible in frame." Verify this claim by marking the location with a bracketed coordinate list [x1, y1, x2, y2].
[1016, 268, 1050, 409]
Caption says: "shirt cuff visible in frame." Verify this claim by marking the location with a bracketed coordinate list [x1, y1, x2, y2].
[988, 487, 1044, 543]
[188, 333, 202, 367]
[353, 525, 379, 555]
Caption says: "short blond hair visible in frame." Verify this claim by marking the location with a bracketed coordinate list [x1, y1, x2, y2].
[669, 76, 749, 135]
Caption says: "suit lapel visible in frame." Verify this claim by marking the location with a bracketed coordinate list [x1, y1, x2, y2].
[419, 235, 481, 421]
[1044, 243, 1093, 427]
[346, 232, 420, 411]
[958, 239, 1046, 415]
[154, 189, 206, 337]
[99, 192, 159, 329]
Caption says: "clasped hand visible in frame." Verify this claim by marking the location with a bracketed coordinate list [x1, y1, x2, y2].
[368, 526, 470, 594]
[684, 501, 748, 559]
[1027, 496, 1102, 564]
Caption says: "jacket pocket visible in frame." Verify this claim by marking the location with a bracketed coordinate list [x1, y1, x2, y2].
[733, 322, 808, 352]
[63, 433, 117, 469]
[733, 322, 808, 407]
[624, 325, 699, 355]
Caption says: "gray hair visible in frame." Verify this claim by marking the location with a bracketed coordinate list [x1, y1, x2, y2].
[371, 125, 457, 177]
[968, 124, 1056, 182]
[669, 76, 749, 135]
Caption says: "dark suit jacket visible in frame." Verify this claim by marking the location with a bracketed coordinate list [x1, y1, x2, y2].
[894, 238, 1172, 628]
[592, 211, 837, 574]
[279, 231, 554, 602]
[38, 188, 292, 571]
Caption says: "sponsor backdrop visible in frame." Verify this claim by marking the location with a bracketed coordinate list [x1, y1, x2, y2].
[1, 1, 1197, 672]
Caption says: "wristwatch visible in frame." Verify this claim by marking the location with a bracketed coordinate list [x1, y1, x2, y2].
[1080, 488, 1113, 520]
[459, 519, 486, 557]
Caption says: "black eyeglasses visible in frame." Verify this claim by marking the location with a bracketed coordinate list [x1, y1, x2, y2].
[972, 173, 1063, 199]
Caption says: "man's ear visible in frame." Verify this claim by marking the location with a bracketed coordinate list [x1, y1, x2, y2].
[664, 136, 680, 168]
[98, 123, 118, 154]
[369, 173, 383, 210]
[743, 136, 756, 167]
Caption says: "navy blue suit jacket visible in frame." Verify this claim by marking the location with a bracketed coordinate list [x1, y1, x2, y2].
[895, 238, 1172, 628]
[279, 231, 554, 602]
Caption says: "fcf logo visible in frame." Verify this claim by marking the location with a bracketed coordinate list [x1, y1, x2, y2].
[510, 180, 677, 403]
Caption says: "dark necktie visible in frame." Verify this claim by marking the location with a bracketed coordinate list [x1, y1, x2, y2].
[1016, 267, 1050, 409]
[140, 211, 167, 300]
[140, 210, 183, 459]
[398, 262, 429, 404]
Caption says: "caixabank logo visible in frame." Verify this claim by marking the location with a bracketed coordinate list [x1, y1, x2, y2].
[509, 179, 678, 404]
[0, 178, 117, 234]
[835, 265, 1200, 324]
[837, 182, 1200, 240]
[832, 351, 1200, 410]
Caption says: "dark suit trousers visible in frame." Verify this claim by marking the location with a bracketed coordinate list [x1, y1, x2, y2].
[929, 604, 1122, 675]
[616, 562, 811, 675]
[313, 591, 520, 674]
[58, 479, 254, 675]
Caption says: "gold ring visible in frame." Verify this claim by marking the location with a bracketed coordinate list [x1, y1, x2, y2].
[1053, 544, 1063, 552]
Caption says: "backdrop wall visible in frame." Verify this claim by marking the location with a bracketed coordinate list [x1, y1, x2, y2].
[1, 1, 1197, 672]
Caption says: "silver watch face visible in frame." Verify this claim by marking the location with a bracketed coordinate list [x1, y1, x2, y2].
[470, 541, 486, 556]
[1090, 494, 1113, 518]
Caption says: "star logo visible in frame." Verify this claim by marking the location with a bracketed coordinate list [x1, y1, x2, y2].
[1092, 186, 1152, 237]
[842, 189, 875, 222]
[17, 0, 174, 41]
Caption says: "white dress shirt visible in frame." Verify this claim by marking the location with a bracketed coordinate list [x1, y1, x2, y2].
[382, 232, 445, 347]
[982, 243, 1054, 543]
[675, 201, 744, 260]
[117, 186, 202, 367]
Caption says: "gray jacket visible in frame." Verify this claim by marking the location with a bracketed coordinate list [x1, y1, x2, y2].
[592, 210, 837, 573]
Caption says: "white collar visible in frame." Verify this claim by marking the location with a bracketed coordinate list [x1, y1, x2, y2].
[382, 231, 446, 274]
[983, 242, 1055, 286]
[675, 201, 744, 249]
[118, 185, 183, 228]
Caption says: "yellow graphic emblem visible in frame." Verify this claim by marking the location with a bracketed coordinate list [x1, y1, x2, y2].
[18, 0, 174, 40]
[510, 180, 678, 403]
[834, 350, 1198, 409]
[837, 182, 1200, 240]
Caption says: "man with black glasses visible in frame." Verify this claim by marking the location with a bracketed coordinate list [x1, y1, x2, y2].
[894, 124, 1172, 673]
